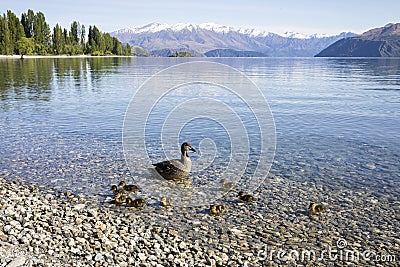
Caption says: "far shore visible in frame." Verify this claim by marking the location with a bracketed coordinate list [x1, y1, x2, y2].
[0, 54, 135, 59]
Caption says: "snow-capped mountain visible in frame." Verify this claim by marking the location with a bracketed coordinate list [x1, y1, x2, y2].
[114, 22, 238, 35]
[280, 31, 330, 39]
[111, 22, 356, 57]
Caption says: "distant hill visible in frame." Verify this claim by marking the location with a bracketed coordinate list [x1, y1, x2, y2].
[111, 23, 355, 57]
[315, 23, 400, 57]
[205, 49, 267, 57]
[131, 46, 152, 56]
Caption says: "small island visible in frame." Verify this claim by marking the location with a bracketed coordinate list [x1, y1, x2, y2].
[168, 51, 193, 57]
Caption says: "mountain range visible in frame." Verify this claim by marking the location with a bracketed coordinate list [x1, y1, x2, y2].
[111, 23, 356, 57]
[316, 23, 400, 57]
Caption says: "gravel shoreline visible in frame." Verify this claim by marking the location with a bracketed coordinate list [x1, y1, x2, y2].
[1, 175, 399, 266]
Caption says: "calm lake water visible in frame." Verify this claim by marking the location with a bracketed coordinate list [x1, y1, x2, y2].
[0, 57, 399, 202]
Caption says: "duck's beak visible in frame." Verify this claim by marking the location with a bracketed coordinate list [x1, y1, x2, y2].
[190, 147, 197, 153]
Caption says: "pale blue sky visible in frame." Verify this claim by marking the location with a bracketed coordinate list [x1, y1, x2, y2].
[1, 0, 399, 35]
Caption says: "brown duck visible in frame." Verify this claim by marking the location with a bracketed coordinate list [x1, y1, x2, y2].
[152, 142, 196, 181]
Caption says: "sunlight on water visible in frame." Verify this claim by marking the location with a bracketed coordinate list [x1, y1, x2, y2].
[0, 57, 399, 202]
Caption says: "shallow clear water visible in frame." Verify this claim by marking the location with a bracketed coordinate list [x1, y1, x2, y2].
[0, 57, 399, 203]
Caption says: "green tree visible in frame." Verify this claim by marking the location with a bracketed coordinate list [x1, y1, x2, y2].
[87, 25, 104, 55]
[21, 9, 34, 38]
[124, 43, 131, 56]
[63, 28, 69, 45]
[16, 37, 34, 57]
[52, 24, 64, 54]
[94, 27, 105, 53]
[112, 37, 123, 55]
[33, 11, 51, 54]
[103, 33, 113, 54]
[70, 21, 79, 45]
[64, 22, 83, 55]
[87, 25, 94, 53]
[80, 25, 85, 47]
[6, 10, 25, 54]
[0, 14, 12, 54]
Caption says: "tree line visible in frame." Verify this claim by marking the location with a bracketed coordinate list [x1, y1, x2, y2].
[0, 9, 131, 56]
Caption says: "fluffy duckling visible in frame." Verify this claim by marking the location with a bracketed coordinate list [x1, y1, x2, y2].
[309, 203, 326, 216]
[113, 192, 127, 205]
[238, 191, 255, 204]
[111, 185, 126, 196]
[160, 197, 173, 207]
[126, 197, 147, 210]
[209, 204, 227, 215]
[119, 181, 139, 193]
[220, 179, 235, 191]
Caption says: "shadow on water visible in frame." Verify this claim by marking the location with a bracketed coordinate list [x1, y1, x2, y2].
[0, 57, 135, 196]
[325, 58, 400, 87]
[0, 59, 53, 101]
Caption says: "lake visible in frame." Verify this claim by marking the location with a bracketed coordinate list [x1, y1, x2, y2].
[0, 57, 399, 205]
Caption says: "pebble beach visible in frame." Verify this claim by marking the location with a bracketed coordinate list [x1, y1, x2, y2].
[1, 173, 399, 267]
[1, 57, 400, 266]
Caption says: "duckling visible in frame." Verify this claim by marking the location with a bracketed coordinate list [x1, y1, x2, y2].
[118, 181, 139, 193]
[160, 197, 173, 207]
[126, 197, 147, 210]
[238, 191, 255, 204]
[309, 203, 326, 216]
[111, 184, 126, 196]
[220, 179, 235, 191]
[113, 192, 127, 205]
[209, 204, 227, 215]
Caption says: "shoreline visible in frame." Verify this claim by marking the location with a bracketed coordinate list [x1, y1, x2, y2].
[1, 175, 398, 266]
[0, 55, 135, 59]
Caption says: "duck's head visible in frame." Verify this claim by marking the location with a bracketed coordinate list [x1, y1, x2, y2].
[111, 185, 118, 191]
[238, 191, 245, 197]
[309, 203, 316, 209]
[181, 142, 196, 154]
[119, 181, 126, 187]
